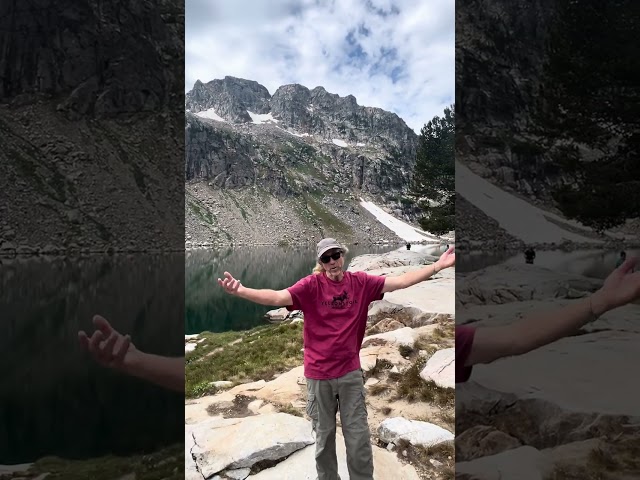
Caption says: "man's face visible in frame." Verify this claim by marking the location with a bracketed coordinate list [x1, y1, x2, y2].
[320, 248, 344, 275]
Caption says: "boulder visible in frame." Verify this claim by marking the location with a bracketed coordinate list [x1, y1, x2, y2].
[378, 417, 454, 447]
[190, 413, 315, 478]
[420, 348, 455, 389]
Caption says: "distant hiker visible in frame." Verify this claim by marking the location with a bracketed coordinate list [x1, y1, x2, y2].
[406, 242, 411, 250]
[524, 247, 536, 264]
[79, 315, 184, 392]
[219, 238, 456, 480]
[457, 255, 640, 384]
[616, 251, 627, 268]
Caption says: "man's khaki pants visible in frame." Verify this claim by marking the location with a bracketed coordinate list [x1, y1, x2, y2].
[306, 369, 373, 480]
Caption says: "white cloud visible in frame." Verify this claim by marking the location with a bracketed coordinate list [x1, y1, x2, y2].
[185, 0, 454, 133]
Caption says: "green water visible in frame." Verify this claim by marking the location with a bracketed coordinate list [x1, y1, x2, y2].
[185, 243, 446, 334]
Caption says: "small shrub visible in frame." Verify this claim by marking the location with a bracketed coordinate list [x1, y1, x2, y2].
[277, 403, 303, 417]
[192, 381, 217, 398]
[395, 358, 454, 406]
[394, 438, 455, 480]
[369, 383, 390, 396]
[367, 358, 394, 378]
[398, 344, 414, 357]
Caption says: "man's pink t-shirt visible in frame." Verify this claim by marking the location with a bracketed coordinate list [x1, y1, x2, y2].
[455, 326, 476, 383]
[287, 271, 385, 380]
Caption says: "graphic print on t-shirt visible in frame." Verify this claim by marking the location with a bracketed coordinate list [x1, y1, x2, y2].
[321, 290, 358, 309]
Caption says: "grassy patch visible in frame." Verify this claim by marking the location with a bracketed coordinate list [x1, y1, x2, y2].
[305, 195, 353, 235]
[27, 443, 183, 480]
[432, 324, 454, 342]
[227, 193, 249, 222]
[413, 323, 455, 355]
[394, 439, 454, 480]
[583, 432, 640, 477]
[292, 160, 328, 182]
[413, 339, 438, 357]
[185, 323, 304, 398]
[369, 383, 391, 396]
[438, 410, 456, 430]
[279, 143, 299, 158]
[395, 358, 454, 407]
[291, 197, 319, 228]
[366, 358, 394, 378]
[188, 200, 214, 225]
[365, 324, 382, 336]
[191, 382, 218, 398]
[276, 403, 304, 417]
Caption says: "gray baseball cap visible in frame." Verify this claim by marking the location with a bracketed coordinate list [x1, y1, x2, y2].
[316, 238, 343, 258]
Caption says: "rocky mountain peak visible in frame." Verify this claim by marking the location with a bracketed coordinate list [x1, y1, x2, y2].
[184, 76, 425, 246]
[185, 77, 417, 154]
[186, 76, 271, 123]
[272, 83, 311, 99]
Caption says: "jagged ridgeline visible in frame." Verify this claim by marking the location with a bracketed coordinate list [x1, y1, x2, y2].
[185, 76, 422, 246]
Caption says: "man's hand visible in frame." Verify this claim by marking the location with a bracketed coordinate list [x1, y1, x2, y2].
[435, 245, 455, 271]
[592, 256, 640, 315]
[217, 271, 242, 295]
[78, 315, 136, 370]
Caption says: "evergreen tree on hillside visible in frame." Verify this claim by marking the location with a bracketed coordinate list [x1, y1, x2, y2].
[410, 106, 455, 236]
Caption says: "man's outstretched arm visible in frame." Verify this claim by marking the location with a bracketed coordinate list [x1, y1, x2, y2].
[79, 315, 184, 393]
[382, 246, 455, 293]
[465, 256, 640, 367]
[217, 271, 293, 306]
[120, 352, 184, 392]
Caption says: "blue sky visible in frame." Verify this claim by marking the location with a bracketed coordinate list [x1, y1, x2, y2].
[185, 0, 454, 133]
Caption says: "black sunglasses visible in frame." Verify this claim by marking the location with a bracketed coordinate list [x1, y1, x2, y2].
[320, 251, 342, 263]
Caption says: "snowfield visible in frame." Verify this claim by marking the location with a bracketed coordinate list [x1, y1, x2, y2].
[456, 161, 600, 244]
[195, 108, 226, 122]
[359, 199, 443, 242]
[247, 111, 279, 124]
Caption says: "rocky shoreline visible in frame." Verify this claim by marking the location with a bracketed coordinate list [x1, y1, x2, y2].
[184, 249, 456, 479]
[455, 262, 640, 478]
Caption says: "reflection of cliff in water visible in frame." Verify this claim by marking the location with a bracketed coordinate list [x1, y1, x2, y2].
[0, 254, 184, 464]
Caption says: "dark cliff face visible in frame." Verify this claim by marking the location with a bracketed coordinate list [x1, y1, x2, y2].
[185, 116, 258, 189]
[456, 0, 638, 211]
[0, 1, 185, 252]
[0, 0, 182, 117]
[184, 77, 418, 201]
[456, 0, 563, 206]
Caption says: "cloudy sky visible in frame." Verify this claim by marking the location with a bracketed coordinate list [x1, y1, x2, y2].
[185, 0, 454, 133]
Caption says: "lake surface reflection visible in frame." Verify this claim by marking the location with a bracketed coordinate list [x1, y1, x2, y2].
[185, 243, 448, 334]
